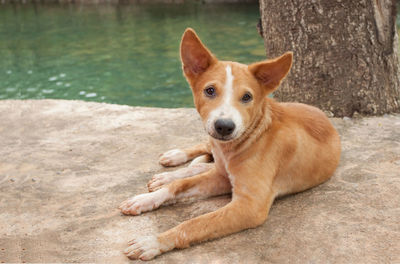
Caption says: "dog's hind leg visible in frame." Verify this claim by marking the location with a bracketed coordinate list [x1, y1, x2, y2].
[159, 142, 212, 167]
[148, 162, 213, 192]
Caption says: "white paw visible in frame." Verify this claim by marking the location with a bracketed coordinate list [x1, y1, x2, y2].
[159, 149, 187, 167]
[189, 155, 211, 166]
[147, 172, 173, 192]
[119, 188, 171, 215]
[124, 235, 167, 260]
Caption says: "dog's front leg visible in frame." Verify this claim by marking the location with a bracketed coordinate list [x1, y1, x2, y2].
[122, 168, 234, 259]
[124, 196, 272, 260]
[159, 142, 212, 167]
[124, 178, 274, 260]
[120, 168, 230, 216]
[148, 162, 214, 192]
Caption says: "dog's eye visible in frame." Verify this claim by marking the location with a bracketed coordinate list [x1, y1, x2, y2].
[241, 92, 253, 103]
[204, 86, 216, 98]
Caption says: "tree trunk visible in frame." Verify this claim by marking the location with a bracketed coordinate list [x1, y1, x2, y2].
[259, 0, 400, 117]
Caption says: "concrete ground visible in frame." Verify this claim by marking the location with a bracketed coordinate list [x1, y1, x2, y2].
[0, 99, 399, 263]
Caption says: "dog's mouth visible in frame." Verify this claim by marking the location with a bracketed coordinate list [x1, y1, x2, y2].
[207, 131, 236, 142]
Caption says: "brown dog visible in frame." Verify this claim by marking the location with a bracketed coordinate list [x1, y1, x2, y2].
[119, 28, 341, 260]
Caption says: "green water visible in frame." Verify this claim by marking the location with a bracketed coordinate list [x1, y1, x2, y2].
[0, 3, 265, 107]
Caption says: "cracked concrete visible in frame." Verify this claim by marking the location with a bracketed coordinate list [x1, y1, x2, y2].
[0, 99, 399, 263]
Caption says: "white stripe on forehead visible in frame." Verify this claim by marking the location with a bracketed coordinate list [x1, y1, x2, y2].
[224, 65, 234, 98]
[218, 65, 235, 115]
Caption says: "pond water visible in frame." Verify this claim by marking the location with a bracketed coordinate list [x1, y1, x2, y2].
[0, 3, 265, 107]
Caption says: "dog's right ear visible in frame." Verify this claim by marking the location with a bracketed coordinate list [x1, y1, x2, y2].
[248, 52, 293, 94]
[180, 28, 216, 80]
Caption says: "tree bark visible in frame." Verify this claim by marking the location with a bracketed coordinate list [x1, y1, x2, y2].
[259, 0, 400, 117]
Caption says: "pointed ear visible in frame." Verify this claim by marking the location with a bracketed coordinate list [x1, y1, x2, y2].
[180, 28, 216, 79]
[248, 52, 293, 93]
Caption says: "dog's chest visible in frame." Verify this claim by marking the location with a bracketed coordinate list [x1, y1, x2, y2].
[211, 145, 235, 183]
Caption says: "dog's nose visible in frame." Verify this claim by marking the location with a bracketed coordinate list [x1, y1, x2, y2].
[214, 119, 236, 136]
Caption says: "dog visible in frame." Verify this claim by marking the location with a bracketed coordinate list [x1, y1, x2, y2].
[119, 28, 341, 260]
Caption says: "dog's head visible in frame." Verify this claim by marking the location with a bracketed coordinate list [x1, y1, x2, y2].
[180, 28, 293, 142]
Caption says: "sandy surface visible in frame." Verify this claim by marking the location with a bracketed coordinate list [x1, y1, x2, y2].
[0, 99, 399, 263]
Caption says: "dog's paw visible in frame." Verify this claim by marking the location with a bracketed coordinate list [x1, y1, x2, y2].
[119, 189, 171, 215]
[159, 149, 187, 167]
[189, 154, 210, 166]
[147, 172, 173, 192]
[124, 235, 166, 260]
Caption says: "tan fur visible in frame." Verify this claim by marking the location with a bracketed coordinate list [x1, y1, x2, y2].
[181, 142, 212, 161]
[120, 28, 341, 260]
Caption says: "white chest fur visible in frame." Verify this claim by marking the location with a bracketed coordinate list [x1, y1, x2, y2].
[211, 145, 236, 185]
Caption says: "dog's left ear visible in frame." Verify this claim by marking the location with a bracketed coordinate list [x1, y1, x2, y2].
[180, 28, 217, 80]
[248, 52, 293, 94]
